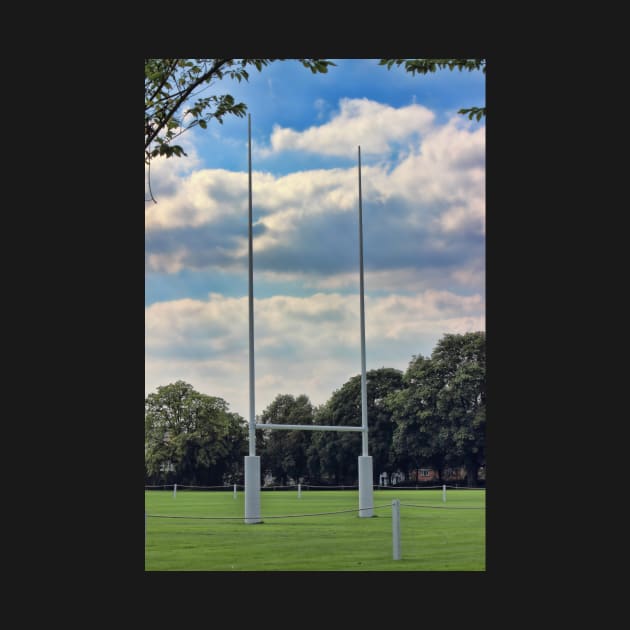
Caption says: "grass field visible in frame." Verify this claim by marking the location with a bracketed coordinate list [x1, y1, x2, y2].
[145, 487, 485, 571]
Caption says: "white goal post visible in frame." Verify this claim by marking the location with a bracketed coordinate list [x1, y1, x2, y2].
[244, 117, 373, 523]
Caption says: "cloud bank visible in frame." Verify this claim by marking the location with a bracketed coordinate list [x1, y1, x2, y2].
[145, 291, 485, 419]
[265, 98, 435, 157]
[145, 102, 484, 291]
[145, 97, 485, 417]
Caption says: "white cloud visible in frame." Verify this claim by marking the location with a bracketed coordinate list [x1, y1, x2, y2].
[386, 116, 485, 208]
[145, 104, 485, 305]
[266, 98, 435, 157]
[145, 168, 248, 231]
[145, 290, 484, 419]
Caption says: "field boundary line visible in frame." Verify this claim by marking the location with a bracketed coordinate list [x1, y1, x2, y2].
[399, 502, 485, 510]
[146, 504, 392, 520]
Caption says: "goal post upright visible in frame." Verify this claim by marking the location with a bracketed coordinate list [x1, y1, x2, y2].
[244, 113, 261, 524]
[357, 145, 373, 518]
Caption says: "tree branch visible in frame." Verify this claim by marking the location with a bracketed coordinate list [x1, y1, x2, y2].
[146, 58, 179, 105]
[145, 58, 230, 152]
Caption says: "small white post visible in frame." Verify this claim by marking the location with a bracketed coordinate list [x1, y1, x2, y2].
[298, 483, 301, 499]
[173, 483, 177, 499]
[392, 499, 401, 560]
[442, 484, 446, 503]
[233, 484, 237, 499]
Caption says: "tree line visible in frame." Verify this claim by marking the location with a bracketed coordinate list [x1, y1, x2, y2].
[145, 331, 485, 487]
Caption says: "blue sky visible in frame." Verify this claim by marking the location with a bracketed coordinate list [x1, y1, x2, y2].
[145, 58, 485, 419]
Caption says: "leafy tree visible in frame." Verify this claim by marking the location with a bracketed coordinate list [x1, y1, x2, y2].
[432, 332, 486, 486]
[258, 394, 314, 485]
[144, 380, 247, 485]
[219, 412, 252, 485]
[308, 368, 403, 484]
[145, 58, 335, 199]
[379, 58, 486, 121]
[387, 354, 450, 480]
[387, 332, 486, 485]
[308, 400, 359, 485]
[362, 368, 404, 479]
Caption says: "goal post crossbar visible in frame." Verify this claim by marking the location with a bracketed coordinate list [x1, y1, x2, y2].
[255, 423, 365, 432]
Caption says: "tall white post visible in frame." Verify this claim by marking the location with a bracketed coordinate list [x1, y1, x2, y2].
[245, 114, 261, 524]
[247, 113, 256, 459]
[392, 499, 401, 560]
[443, 484, 446, 503]
[173, 483, 177, 499]
[298, 483, 301, 499]
[233, 483, 237, 499]
[358, 145, 368, 458]
[357, 146, 374, 517]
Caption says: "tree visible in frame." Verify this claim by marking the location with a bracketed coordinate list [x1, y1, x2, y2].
[387, 332, 486, 485]
[432, 332, 486, 486]
[218, 412, 252, 485]
[309, 399, 358, 485]
[308, 368, 403, 484]
[379, 58, 486, 121]
[144, 380, 247, 485]
[258, 394, 314, 485]
[387, 354, 450, 481]
[145, 58, 335, 201]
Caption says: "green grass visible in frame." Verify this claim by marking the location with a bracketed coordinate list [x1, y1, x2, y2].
[145, 488, 485, 571]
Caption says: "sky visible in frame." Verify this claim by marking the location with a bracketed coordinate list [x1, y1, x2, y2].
[145, 58, 485, 420]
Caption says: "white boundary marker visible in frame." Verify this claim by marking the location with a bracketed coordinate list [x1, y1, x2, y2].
[392, 499, 401, 560]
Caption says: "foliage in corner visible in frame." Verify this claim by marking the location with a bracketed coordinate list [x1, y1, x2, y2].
[378, 58, 486, 120]
[145, 58, 336, 166]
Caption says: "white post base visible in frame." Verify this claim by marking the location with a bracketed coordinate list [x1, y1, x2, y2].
[244, 456, 262, 524]
[358, 455, 374, 518]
